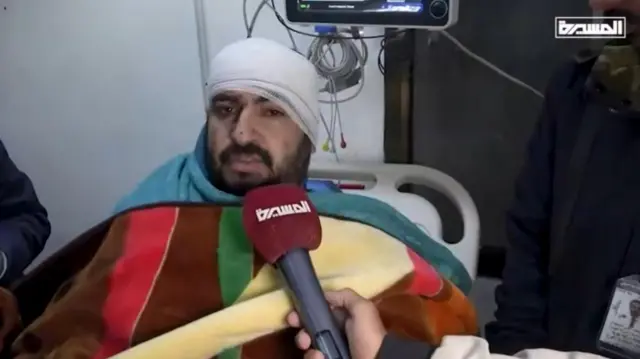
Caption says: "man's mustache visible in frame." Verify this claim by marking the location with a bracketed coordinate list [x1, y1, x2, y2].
[219, 143, 273, 168]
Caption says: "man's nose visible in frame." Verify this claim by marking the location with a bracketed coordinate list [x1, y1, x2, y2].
[231, 107, 257, 144]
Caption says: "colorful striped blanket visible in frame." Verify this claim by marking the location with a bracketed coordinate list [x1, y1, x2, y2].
[7, 203, 477, 358]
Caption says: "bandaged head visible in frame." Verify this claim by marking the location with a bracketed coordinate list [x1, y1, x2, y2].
[204, 38, 320, 195]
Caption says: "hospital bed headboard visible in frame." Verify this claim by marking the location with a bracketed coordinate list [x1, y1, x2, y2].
[309, 161, 480, 279]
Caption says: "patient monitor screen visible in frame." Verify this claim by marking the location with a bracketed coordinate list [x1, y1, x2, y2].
[286, 0, 450, 27]
[297, 0, 424, 14]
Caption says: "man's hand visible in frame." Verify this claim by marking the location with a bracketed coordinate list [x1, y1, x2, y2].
[286, 289, 387, 359]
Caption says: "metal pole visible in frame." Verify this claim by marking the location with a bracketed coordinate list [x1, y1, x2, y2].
[193, 0, 210, 105]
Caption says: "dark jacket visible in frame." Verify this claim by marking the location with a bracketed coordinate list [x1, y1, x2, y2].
[485, 57, 640, 356]
[0, 140, 50, 284]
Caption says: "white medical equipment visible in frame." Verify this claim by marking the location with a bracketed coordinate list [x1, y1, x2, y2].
[284, 0, 459, 30]
[309, 161, 480, 279]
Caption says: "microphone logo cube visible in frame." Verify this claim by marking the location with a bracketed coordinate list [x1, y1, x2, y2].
[255, 200, 312, 222]
[243, 184, 322, 262]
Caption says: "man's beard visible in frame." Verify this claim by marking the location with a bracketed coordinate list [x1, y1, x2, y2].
[209, 139, 312, 196]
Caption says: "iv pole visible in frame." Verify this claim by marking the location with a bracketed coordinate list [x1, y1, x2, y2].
[193, 0, 211, 105]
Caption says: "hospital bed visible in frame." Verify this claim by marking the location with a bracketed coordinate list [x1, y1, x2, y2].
[7, 162, 480, 333]
[308, 161, 480, 279]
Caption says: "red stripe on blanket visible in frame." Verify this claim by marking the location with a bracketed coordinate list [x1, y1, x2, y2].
[93, 207, 178, 359]
[407, 249, 444, 297]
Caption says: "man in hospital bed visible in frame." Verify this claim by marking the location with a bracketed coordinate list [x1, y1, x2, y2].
[4, 38, 476, 358]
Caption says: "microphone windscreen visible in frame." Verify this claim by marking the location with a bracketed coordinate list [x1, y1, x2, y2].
[242, 184, 322, 264]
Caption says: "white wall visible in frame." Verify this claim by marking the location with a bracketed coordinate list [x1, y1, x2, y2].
[0, 0, 384, 262]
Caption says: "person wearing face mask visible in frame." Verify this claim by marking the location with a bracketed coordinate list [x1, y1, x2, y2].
[485, 1, 640, 358]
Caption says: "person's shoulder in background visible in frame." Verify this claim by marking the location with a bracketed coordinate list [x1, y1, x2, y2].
[0, 138, 51, 284]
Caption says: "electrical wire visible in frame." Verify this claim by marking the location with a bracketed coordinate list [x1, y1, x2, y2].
[377, 30, 542, 98]
[306, 32, 368, 154]
[307, 35, 361, 157]
[376, 31, 405, 75]
[309, 33, 368, 103]
[377, 37, 386, 75]
[440, 31, 544, 98]
[243, 0, 299, 51]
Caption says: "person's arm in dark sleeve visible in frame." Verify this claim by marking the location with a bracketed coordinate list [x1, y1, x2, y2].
[484, 64, 575, 354]
[375, 334, 436, 359]
[0, 140, 50, 284]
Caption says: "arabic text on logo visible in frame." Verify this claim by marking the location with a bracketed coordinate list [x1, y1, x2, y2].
[555, 16, 626, 39]
[255, 200, 312, 222]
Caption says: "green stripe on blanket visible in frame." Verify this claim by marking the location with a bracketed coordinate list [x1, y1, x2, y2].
[218, 208, 254, 359]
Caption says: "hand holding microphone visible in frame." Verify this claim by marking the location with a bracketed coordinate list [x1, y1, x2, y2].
[287, 289, 440, 359]
[242, 184, 351, 359]
[287, 289, 387, 359]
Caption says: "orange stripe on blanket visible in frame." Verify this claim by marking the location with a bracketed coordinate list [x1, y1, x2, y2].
[93, 207, 178, 359]
[407, 249, 444, 297]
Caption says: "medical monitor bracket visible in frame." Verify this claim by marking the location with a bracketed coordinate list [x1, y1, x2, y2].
[285, 0, 458, 30]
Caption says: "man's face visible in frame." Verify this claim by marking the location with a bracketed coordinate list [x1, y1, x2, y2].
[591, 0, 640, 15]
[207, 90, 312, 196]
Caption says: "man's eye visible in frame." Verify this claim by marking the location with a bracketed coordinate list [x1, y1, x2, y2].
[265, 109, 285, 117]
[214, 105, 235, 115]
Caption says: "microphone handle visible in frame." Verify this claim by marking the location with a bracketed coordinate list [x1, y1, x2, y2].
[277, 248, 352, 359]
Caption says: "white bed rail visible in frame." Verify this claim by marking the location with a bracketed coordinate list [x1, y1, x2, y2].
[309, 161, 480, 278]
